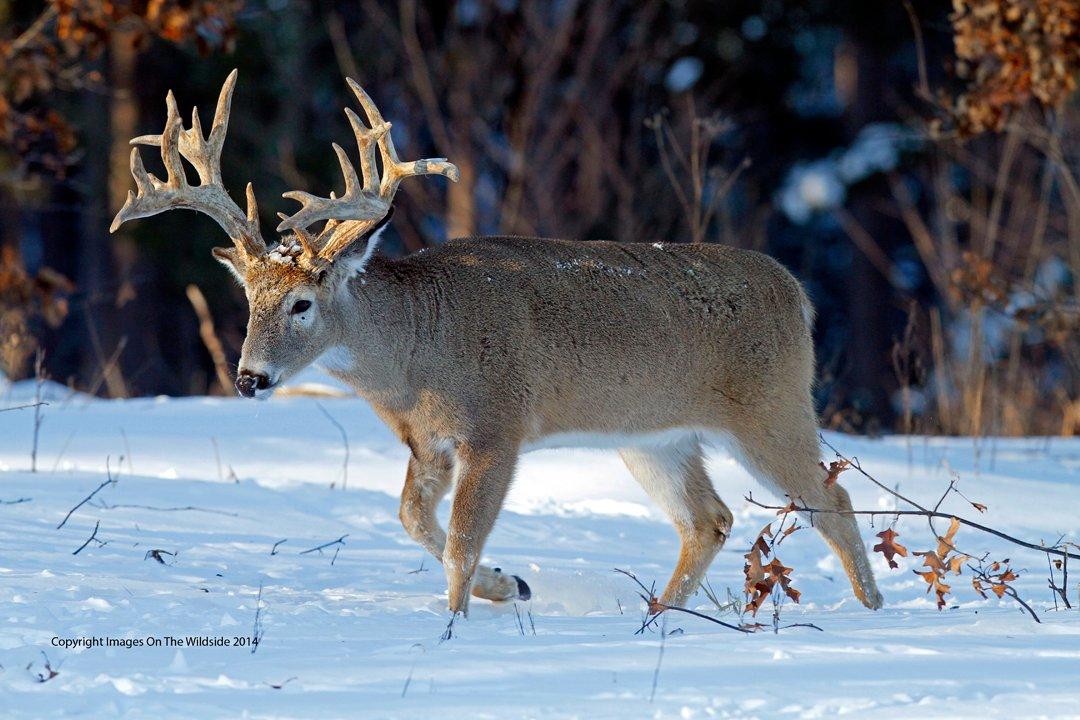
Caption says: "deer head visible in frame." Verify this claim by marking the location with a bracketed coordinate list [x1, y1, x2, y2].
[110, 70, 458, 397]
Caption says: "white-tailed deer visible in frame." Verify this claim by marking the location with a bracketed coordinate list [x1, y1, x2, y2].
[112, 71, 882, 617]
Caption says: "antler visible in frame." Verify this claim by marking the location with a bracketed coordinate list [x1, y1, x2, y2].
[109, 69, 266, 258]
[276, 78, 459, 262]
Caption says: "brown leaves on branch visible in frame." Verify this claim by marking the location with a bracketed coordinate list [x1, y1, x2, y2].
[743, 515, 802, 617]
[0, 246, 73, 378]
[874, 515, 1024, 614]
[971, 559, 1019, 599]
[944, 0, 1080, 136]
[0, 1, 242, 177]
[910, 518, 968, 610]
[52, 1, 241, 56]
[948, 251, 1009, 308]
[819, 459, 850, 488]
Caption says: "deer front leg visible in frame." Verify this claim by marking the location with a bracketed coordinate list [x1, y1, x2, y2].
[399, 452, 526, 607]
[443, 443, 519, 616]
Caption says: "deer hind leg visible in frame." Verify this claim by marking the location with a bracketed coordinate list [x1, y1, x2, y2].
[619, 436, 733, 608]
[730, 415, 884, 610]
[399, 452, 526, 608]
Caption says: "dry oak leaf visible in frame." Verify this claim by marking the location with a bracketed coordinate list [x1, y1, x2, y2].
[765, 558, 801, 604]
[915, 550, 947, 574]
[873, 528, 909, 569]
[819, 459, 850, 487]
[934, 516, 963, 559]
[931, 579, 951, 609]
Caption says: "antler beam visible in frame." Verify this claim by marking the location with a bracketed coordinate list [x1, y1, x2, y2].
[276, 78, 459, 262]
[109, 70, 266, 258]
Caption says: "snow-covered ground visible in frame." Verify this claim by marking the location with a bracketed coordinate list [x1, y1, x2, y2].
[1, 378, 1078, 719]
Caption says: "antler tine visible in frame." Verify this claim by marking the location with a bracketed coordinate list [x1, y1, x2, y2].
[110, 69, 265, 258]
[345, 78, 460, 196]
[344, 106, 385, 193]
[276, 78, 459, 263]
[276, 144, 389, 235]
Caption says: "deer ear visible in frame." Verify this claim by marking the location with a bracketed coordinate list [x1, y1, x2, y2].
[212, 246, 247, 284]
[337, 207, 395, 276]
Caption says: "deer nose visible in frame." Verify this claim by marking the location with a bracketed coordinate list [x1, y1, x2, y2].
[235, 370, 270, 398]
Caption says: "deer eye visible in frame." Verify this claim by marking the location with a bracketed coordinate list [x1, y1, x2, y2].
[291, 299, 312, 315]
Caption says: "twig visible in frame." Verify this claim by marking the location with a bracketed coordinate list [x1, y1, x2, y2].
[1047, 552, 1071, 610]
[251, 582, 265, 654]
[7, 6, 58, 57]
[50, 429, 77, 472]
[819, 435, 931, 511]
[968, 561, 1041, 623]
[120, 429, 132, 475]
[0, 402, 48, 413]
[186, 284, 233, 395]
[1, 497, 31, 505]
[514, 603, 526, 636]
[614, 568, 750, 634]
[901, 0, 931, 101]
[613, 568, 660, 633]
[400, 643, 425, 698]
[81, 324, 127, 401]
[814, 436, 1080, 562]
[324, 9, 362, 81]
[745, 493, 1080, 561]
[90, 501, 239, 517]
[315, 402, 349, 490]
[299, 534, 349, 555]
[31, 350, 44, 473]
[649, 612, 667, 703]
[267, 676, 297, 690]
[57, 460, 117, 529]
[653, 600, 752, 634]
[211, 437, 223, 481]
[72, 520, 103, 555]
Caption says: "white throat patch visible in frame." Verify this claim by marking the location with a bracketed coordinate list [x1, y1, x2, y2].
[316, 345, 356, 374]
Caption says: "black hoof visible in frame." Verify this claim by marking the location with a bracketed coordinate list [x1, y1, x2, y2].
[513, 575, 531, 601]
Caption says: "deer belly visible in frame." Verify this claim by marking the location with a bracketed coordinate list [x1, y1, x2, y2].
[521, 427, 718, 453]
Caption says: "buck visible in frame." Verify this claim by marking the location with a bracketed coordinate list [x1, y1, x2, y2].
[111, 71, 883, 618]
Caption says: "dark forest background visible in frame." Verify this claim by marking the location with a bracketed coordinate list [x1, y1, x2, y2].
[1, 0, 1078, 436]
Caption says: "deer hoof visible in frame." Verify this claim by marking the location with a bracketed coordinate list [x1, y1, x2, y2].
[514, 575, 531, 601]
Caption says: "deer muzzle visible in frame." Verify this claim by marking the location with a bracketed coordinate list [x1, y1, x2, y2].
[235, 370, 271, 398]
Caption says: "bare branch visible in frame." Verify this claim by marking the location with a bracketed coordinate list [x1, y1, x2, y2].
[315, 401, 349, 490]
[299, 534, 349, 555]
[57, 459, 117, 530]
[0, 402, 48, 413]
[72, 520, 103, 555]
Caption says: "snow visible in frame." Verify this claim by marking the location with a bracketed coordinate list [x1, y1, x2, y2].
[1, 382, 1078, 718]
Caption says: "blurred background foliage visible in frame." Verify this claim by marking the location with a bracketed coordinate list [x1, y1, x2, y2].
[0, 0, 1077, 436]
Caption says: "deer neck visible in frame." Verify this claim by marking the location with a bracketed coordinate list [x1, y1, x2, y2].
[321, 264, 423, 409]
